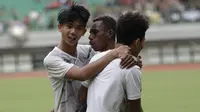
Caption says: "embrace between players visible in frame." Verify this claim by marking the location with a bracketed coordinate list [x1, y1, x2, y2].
[44, 3, 149, 112]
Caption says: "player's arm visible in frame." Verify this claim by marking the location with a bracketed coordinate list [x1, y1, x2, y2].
[120, 55, 143, 69]
[78, 78, 92, 104]
[126, 99, 143, 112]
[44, 45, 132, 81]
[123, 67, 143, 112]
[66, 45, 132, 81]
[78, 85, 88, 104]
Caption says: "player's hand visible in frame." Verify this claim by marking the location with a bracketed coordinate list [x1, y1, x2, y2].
[114, 45, 136, 69]
[120, 54, 137, 69]
[114, 45, 131, 58]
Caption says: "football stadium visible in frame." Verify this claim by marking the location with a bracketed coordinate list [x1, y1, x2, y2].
[0, 0, 200, 112]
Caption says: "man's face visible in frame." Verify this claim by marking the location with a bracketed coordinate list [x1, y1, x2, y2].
[131, 37, 145, 56]
[89, 21, 110, 51]
[58, 21, 86, 46]
[138, 38, 145, 52]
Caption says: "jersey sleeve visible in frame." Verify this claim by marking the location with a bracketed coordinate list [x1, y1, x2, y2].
[78, 45, 97, 61]
[81, 79, 92, 88]
[123, 66, 142, 100]
[43, 55, 74, 79]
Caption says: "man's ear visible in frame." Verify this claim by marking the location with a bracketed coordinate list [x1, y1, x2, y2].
[135, 38, 140, 45]
[58, 24, 62, 32]
[108, 29, 114, 38]
[105, 29, 114, 39]
[132, 38, 140, 49]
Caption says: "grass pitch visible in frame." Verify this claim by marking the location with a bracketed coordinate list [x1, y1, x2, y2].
[0, 70, 199, 112]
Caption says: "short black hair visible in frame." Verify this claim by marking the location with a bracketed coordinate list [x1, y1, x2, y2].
[116, 11, 149, 45]
[93, 15, 116, 41]
[57, 4, 90, 26]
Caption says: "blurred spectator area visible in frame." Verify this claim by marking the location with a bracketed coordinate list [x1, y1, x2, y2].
[0, 0, 59, 32]
[0, 0, 200, 33]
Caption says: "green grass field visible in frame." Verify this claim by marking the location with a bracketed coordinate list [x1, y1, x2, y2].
[0, 70, 200, 112]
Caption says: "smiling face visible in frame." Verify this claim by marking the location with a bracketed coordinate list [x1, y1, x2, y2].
[58, 20, 86, 46]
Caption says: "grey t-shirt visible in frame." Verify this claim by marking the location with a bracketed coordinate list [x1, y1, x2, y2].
[43, 45, 96, 112]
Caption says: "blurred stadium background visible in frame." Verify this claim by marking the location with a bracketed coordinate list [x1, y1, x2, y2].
[0, 0, 200, 112]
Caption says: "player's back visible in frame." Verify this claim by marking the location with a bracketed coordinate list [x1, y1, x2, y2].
[86, 51, 140, 112]
[87, 58, 124, 112]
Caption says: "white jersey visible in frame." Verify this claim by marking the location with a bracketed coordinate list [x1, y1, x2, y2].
[43, 45, 96, 112]
[82, 51, 142, 112]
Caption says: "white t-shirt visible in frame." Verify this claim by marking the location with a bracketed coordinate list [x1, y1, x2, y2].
[82, 51, 142, 112]
[43, 45, 96, 112]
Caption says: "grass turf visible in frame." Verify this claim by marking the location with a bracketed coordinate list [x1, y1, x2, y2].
[142, 70, 200, 112]
[0, 70, 199, 112]
[0, 78, 54, 112]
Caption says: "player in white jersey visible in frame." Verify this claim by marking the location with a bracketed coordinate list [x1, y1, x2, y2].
[81, 11, 150, 112]
[43, 3, 136, 112]
[78, 15, 143, 111]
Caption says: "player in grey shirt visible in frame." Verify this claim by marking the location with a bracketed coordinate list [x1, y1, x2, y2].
[43, 4, 135, 112]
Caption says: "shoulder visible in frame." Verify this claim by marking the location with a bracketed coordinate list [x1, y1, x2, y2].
[122, 65, 141, 78]
[43, 48, 62, 67]
[89, 50, 110, 63]
[124, 65, 141, 73]
[77, 44, 96, 58]
[77, 44, 92, 53]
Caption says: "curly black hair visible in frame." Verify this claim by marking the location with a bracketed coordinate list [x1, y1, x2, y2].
[116, 11, 149, 45]
[93, 15, 116, 41]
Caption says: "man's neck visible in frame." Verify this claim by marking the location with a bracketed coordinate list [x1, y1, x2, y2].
[115, 43, 138, 57]
[106, 41, 115, 50]
[132, 52, 138, 58]
[58, 40, 77, 57]
[101, 41, 115, 52]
